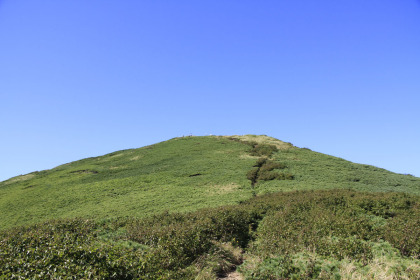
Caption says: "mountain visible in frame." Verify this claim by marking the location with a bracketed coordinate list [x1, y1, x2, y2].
[1, 135, 419, 279]
[1, 135, 418, 229]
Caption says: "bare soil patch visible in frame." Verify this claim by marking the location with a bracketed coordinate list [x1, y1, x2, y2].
[223, 135, 293, 150]
[217, 271, 243, 280]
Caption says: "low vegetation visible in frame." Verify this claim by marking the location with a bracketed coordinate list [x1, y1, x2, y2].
[247, 158, 293, 185]
[1, 135, 419, 229]
[1, 190, 418, 279]
[1, 135, 419, 278]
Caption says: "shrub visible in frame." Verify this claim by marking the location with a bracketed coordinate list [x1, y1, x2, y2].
[384, 210, 420, 258]
[316, 237, 373, 264]
[249, 196, 379, 263]
[246, 168, 259, 184]
[257, 171, 294, 181]
[249, 144, 278, 157]
[1, 190, 417, 279]
[0, 219, 143, 279]
[125, 207, 259, 274]
[284, 173, 294, 180]
[254, 157, 267, 167]
[258, 170, 280, 181]
[239, 254, 341, 280]
[259, 161, 286, 172]
[248, 158, 291, 184]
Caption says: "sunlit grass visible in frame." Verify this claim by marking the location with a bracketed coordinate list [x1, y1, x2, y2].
[1, 135, 419, 229]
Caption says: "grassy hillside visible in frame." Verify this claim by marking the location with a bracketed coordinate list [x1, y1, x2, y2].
[1, 135, 419, 279]
[0, 136, 254, 229]
[1, 135, 419, 229]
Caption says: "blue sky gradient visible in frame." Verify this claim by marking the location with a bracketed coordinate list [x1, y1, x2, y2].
[1, 0, 419, 181]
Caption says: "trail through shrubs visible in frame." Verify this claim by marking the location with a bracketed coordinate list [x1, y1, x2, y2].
[229, 138, 295, 186]
[1, 190, 419, 279]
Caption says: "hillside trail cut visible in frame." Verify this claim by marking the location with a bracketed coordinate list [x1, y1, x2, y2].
[217, 271, 243, 280]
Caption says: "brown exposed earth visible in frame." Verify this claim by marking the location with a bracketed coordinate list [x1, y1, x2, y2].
[217, 271, 243, 280]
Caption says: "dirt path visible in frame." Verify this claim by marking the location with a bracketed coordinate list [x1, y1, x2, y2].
[217, 271, 244, 280]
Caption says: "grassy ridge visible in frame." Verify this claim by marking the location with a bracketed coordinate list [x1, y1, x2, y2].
[258, 146, 420, 194]
[0, 136, 255, 228]
[1, 135, 419, 229]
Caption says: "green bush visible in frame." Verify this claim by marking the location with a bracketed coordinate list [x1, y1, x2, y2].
[247, 158, 291, 184]
[259, 161, 286, 172]
[249, 143, 278, 157]
[258, 171, 294, 181]
[249, 195, 382, 262]
[239, 254, 341, 280]
[257, 170, 279, 181]
[1, 190, 418, 279]
[246, 168, 259, 184]
[254, 157, 267, 167]
[0, 219, 143, 279]
[384, 210, 420, 257]
[125, 206, 260, 276]
[316, 237, 373, 264]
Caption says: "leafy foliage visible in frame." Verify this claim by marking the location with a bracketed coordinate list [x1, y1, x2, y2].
[239, 254, 342, 280]
[247, 157, 292, 184]
[1, 190, 418, 279]
[248, 142, 279, 157]
[0, 219, 142, 279]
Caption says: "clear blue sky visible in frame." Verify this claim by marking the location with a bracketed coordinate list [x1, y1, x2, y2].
[1, 0, 419, 181]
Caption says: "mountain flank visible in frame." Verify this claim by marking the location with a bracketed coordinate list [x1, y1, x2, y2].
[1, 135, 418, 229]
[1, 135, 419, 279]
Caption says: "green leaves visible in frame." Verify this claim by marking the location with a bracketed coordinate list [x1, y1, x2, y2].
[0, 190, 418, 279]
[248, 158, 292, 185]
[0, 219, 141, 279]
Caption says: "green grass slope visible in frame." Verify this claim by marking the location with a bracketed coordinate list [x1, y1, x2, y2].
[1, 135, 419, 279]
[1, 135, 419, 229]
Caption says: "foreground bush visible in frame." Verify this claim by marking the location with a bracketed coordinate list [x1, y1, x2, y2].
[0, 219, 142, 279]
[239, 253, 342, 280]
[125, 207, 259, 271]
[0, 190, 418, 279]
[239, 250, 420, 280]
